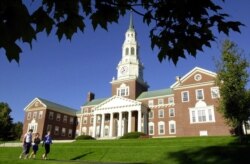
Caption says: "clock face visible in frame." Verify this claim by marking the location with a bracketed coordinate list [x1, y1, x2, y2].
[120, 66, 128, 75]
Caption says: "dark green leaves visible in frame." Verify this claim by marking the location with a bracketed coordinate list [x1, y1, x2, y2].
[0, 0, 244, 64]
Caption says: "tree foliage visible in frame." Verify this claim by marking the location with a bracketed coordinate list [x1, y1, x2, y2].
[0, 0, 243, 64]
[216, 40, 250, 140]
[0, 102, 13, 140]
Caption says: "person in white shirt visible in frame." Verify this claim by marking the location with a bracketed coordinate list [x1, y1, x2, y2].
[19, 129, 33, 159]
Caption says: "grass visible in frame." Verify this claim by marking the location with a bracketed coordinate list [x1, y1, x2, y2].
[0, 136, 250, 164]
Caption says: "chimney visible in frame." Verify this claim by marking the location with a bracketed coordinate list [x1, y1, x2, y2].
[87, 92, 95, 102]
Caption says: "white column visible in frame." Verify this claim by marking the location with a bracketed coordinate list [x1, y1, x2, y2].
[92, 114, 96, 138]
[100, 113, 105, 137]
[109, 113, 113, 137]
[79, 115, 83, 135]
[128, 111, 132, 133]
[137, 110, 142, 132]
[118, 112, 122, 136]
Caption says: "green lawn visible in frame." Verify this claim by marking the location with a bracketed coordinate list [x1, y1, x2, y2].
[0, 136, 250, 164]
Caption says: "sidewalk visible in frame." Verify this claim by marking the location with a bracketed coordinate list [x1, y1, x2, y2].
[0, 140, 75, 147]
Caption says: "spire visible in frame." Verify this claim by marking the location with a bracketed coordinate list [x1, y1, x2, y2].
[128, 11, 134, 30]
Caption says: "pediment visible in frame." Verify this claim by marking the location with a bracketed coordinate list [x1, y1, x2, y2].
[95, 96, 141, 110]
[171, 67, 217, 88]
[24, 98, 46, 111]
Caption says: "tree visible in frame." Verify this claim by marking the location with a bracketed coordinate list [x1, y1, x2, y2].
[11, 121, 23, 140]
[0, 102, 13, 140]
[0, 0, 243, 64]
[216, 40, 250, 142]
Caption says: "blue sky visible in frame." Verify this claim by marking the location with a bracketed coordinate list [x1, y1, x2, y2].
[1, 1, 250, 122]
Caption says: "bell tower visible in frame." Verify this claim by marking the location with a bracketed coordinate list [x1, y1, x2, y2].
[111, 12, 148, 100]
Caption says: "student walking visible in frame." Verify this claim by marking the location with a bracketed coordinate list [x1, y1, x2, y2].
[42, 131, 52, 160]
[19, 129, 33, 159]
[29, 133, 41, 159]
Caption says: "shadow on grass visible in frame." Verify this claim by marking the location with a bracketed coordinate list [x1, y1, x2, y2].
[70, 152, 93, 160]
[164, 139, 250, 164]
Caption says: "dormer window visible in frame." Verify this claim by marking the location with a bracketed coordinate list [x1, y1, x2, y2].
[117, 83, 129, 96]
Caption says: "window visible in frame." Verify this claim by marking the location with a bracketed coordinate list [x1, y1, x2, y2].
[158, 122, 165, 135]
[196, 89, 204, 100]
[158, 109, 164, 118]
[89, 127, 93, 136]
[148, 111, 154, 119]
[38, 111, 43, 119]
[68, 129, 73, 137]
[158, 99, 164, 105]
[69, 117, 74, 124]
[28, 120, 38, 133]
[56, 113, 61, 121]
[169, 121, 176, 134]
[61, 128, 66, 136]
[49, 112, 54, 120]
[90, 117, 94, 124]
[182, 91, 189, 102]
[148, 100, 154, 107]
[168, 97, 174, 104]
[169, 108, 175, 117]
[189, 107, 215, 124]
[63, 115, 68, 123]
[33, 112, 37, 119]
[131, 47, 135, 55]
[148, 122, 154, 135]
[47, 124, 52, 132]
[211, 87, 220, 99]
[125, 48, 129, 55]
[27, 112, 31, 120]
[83, 117, 88, 124]
[54, 126, 59, 135]
[117, 84, 129, 96]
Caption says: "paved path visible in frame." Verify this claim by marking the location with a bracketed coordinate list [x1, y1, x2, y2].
[0, 140, 75, 147]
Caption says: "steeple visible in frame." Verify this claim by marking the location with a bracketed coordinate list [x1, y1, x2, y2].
[128, 11, 134, 31]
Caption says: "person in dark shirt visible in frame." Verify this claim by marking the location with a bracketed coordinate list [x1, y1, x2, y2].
[42, 131, 52, 160]
[29, 133, 41, 159]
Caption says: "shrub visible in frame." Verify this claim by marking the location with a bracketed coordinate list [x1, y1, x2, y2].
[75, 135, 95, 140]
[120, 132, 146, 139]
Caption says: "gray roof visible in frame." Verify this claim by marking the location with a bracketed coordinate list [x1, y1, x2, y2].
[38, 97, 78, 115]
[82, 98, 108, 107]
[137, 88, 173, 100]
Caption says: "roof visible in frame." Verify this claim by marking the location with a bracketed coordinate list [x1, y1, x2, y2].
[82, 98, 108, 107]
[28, 97, 78, 115]
[137, 88, 173, 100]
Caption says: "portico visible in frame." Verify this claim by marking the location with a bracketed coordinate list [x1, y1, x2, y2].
[91, 96, 148, 138]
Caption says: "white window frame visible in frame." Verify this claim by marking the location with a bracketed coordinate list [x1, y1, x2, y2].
[169, 108, 175, 117]
[181, 91, 189, 102]
[169, 120, 176, 134]
[158, 121, 165, 135]
[38, 111, 43, 119]
[82, 127, 87, 135]
[56, 113, 61, 121]
[33, 112, 37, 119]
[148, 100, 154, 107]
[148, 111, 154, 119]
[68, 129, 73, 137]
[49, 112, 54, 120]
[117, 84, 129, 96]
[158, 99, 164, 105]
[211, 87, 220, 99]
[54, 126, 59, 135]
[83, 117, 88, 124]
[189, 106, 215, 124]
[158, 109, 164, 118]
[61, 128, 66, 136]
[148, 122, 154, 135]
[196, 89, 204, 100]
[27, 112, 31, 120]
[63, 115, 68, 123]
[69, 117, 74, 124]
[168, 97, 174, 104]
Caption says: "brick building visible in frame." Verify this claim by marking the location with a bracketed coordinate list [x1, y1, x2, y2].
[22, 14, 236, 140]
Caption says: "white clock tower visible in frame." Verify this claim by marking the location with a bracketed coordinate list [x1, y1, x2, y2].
[111, 13, 148, 100]
[117, 13, 144, 81]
